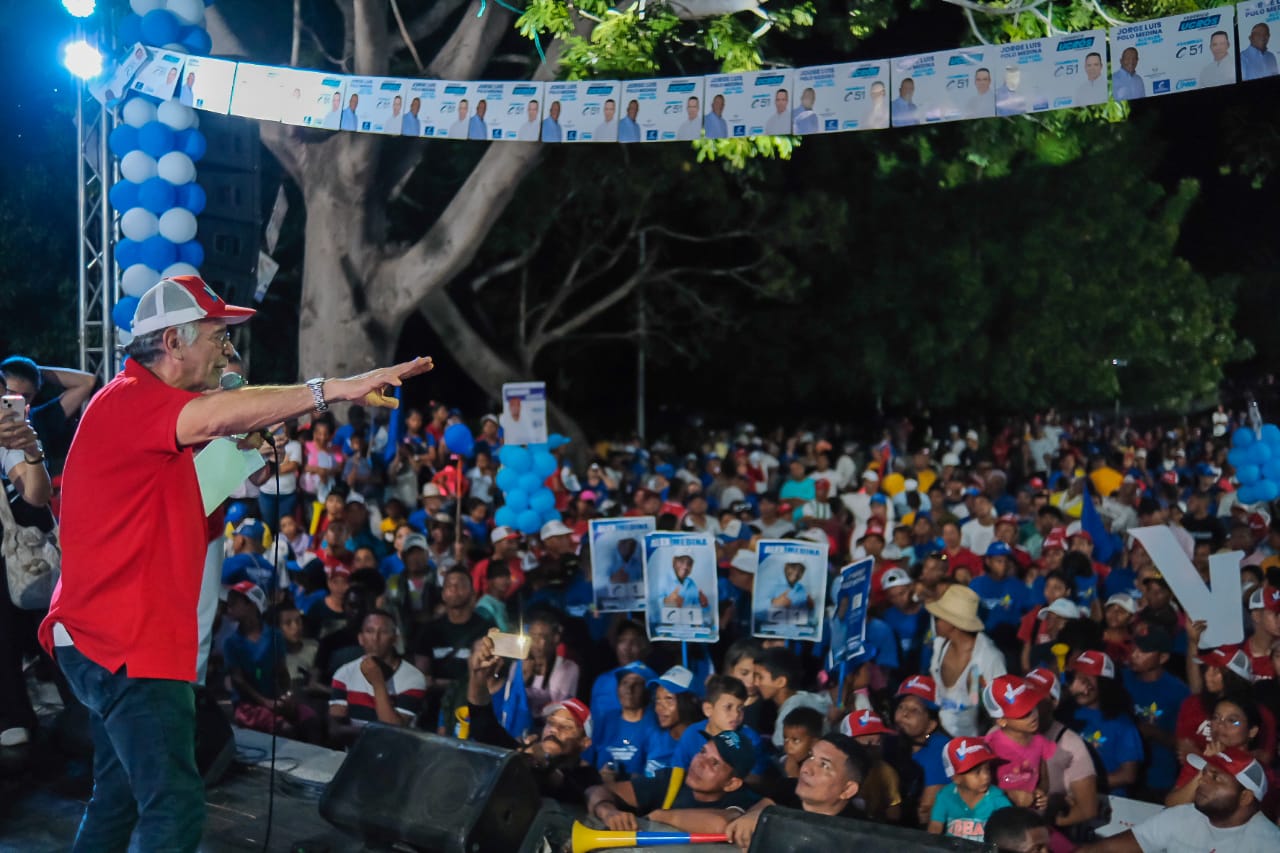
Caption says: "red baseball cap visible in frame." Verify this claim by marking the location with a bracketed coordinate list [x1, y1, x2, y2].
[1186, 747, 1269, 799]
[1248, 584, 1280, 614]
[861, 522, 886, 540]
[995, 514, 1019, 528]
[1024, 667, 1061, 702]
[982, 674, 1043, 720]
[1042, 527, 1067, 552]
[544, 697, 593, 738]
[130, 275, 256, 336]
[943, 737, 997, 777]
[1070, 650, 1116, 679]
[1196, 647, 1254, 682]
[839, 709, 893, 737]
[896, 674, 939, 708]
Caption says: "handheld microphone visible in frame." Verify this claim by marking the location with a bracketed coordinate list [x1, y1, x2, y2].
[220, 372, 246, 391]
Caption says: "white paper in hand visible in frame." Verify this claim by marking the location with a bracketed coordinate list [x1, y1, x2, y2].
[195, 438, 267, 515]
[1128, 525, 1243, 648]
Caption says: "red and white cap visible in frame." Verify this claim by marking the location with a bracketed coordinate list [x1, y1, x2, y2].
[995, 514, 1020, 528]
[1196, 647, 1255, 682]
[982, 674, 1043, 720]
[1042, 527, 1068, 552]
[227, 580, 267, 614]
[131, 275, 256, 336]
[839, 709, 893, 737]
[1187, 747, 1269, 799]
[943, 737, 997, 778]
[1070, 650, 1116, 679]
[543, 697, 592, 738]
[489, 526, 520, 545]
[1024, 667, 1061, 703]
[896, 674, 939, 708]
[1247, 584, 1280, 613]
[1065, 521, 1092, 543]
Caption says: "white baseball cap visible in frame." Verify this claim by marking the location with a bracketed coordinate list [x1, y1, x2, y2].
[880, 568, 913, 591]
[490, 526, 520, 545]
[1038, 599, 1083, 620]
[539, 520, 573, 540]
[131, 275, 255, 337]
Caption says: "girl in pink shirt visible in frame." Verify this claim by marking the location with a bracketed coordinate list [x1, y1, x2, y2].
[982, 674, 1055, 807]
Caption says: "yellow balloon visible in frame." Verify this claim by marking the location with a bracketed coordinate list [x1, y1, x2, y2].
[881, 472, 906, 497]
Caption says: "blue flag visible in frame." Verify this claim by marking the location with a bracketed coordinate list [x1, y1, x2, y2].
[382, 385, 403, 465]
[493, 658, 534, 741]
[1080, 481, 1118, 564]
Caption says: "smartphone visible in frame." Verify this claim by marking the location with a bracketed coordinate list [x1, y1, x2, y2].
[0, 395, 25, 421]
[488, 628, 530, 660]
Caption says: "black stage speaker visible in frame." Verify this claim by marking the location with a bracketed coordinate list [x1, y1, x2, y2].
[749, 806, 994, 852]
[320, 724, 539, 853]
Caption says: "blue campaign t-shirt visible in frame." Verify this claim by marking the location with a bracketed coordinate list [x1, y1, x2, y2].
[969, 574, 1028, 632]
[931, 783, 1012, 842]
[672, 720, 770, 775]
[881, 606, 926, 660]
[588, 709, 661, 777]
[222, 553, 278, 591]
[1104, 566, 1140, 600]
[1122, 670, 1190, 792]
[913, 731, 951, 787]
[642, 726, 680, 777]
[1070, 704, 1145, 797]
[223, 626, 285, 703]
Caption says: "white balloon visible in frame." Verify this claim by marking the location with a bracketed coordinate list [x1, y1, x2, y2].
[120, 150, 158, 183]
[129, 0, 164, 16]
[156, 151, 195, 185]
[165, 0, 205, 26]
[162, 262, 200, 279]
[158, 208, 198, 244]
[115, 328, 135, 347]
[121, 97, 157, 129]
[120, 263, 161, 297]
[156, 98, 195, 131]
[120, 208, 159, 242]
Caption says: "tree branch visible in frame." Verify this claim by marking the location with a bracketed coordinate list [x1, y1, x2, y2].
[533, 258, 657, 353]
[388, 0, 426, 72]
[394, 0, 470, 47]
[427, 2, 514, 80]
[352, 0, 389, 76]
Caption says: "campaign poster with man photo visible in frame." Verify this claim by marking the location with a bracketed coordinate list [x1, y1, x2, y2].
[1110, 9, 1238, 101]
[618, 77, 706, 142]
[643, 532, 719, 642]
[229, 62, 287, 122]
[702, 71, 794, 138]
[405, 79, 441, 138]
[752, 539, 829, 641]
[1237, 0, 1280, 82]
[473, 81, 546, 141]
[791, 62, 891, 134]
[829, 558, 874, 660]
[992, 31, 1109, 115]
[500, 381, 548, 446]
[889, 47, 995, 125]
[131, 49, 186, 101]
[589, 517, 655, 613]
[279, 68, 347, 129]
[89, 43, 149, 107]
[543, 81, 622, 143]
[345, 76, 409, 135]
[179, 56, 237, 113]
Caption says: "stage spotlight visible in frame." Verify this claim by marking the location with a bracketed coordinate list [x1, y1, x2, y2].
[63, 40, 103, 80]
[62, 0, 96, 17]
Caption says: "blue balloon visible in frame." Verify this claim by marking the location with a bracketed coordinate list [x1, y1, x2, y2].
[516, 509, 542, 535]
[1233, 427, 1256, 449]
[175, 182, 206, 215]
[138, 121, 176, 158]
[176, 128, 207, 161]
[115, 238, 142, 269]
[530, 487, 556, 513]
[540, 507, 562, 524]
[1236, 464, 1261, 486]
[533, 450, 558, 479]
[1263, 423, 1280, 447]
[109, 124, 140, 157]
[119, 13, 144, 46]
[500, 445, 532, 473]
[180, 26, 213, 56]
[109, 180, 140, 212]
[140, 9, 181, 46]
[495, 467, 520, 493]
[1264, 458, 1280, 483]
[1249, 441, 1272, 464]
[112, 296, 140, 330]
[518, 472, 542, 493]
[504, 489, 529, 511]
[493, 506, 518, 528]
[138, 176, 176, 214]
[140, 235, 178, 271]
[1228, 447, 1249, 469]
[444, 423, 475, 457]
[1258, 480, 1280, 503]
[1237, 484, 1259, 505]
[177, 239, 204, 267]
[548, 433, 571, 449]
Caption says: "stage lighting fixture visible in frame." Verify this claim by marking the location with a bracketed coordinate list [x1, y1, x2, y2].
[63, 40, 103, 80]
[62, 0, 96, 17]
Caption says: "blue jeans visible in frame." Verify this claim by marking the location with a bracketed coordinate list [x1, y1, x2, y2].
[56, 644, 205, 852]
[258, 491, 297, 533]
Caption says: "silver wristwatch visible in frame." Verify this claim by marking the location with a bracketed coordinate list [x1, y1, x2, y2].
[306, 378, 328, 413]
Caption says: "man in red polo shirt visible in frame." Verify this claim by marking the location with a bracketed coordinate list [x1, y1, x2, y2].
[40, 276, 433, 852]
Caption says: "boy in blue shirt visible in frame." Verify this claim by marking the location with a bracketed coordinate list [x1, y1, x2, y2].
[969, 541, 1029, 657]
[672, 675, 769, 780]
[1121, 625, 1189, 799]
[928, 736, 1013, 843]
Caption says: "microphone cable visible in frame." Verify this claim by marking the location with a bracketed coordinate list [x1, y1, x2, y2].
[261, 432, 282, 853]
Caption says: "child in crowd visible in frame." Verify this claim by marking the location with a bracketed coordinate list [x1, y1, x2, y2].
[780, 706, 823, 778]
[278, 602, 318, 691]
[755, 647, 831, 751]
[642, 666, 703, 777]
[474, 561, 511, 631]
[840, 708, 903, 823]
[671, 675, 769, 780]
[1102, 593, 1137, 661]
[981, 674, 1053, 809]
[928, 737, 1013, 843]
[725, 638, 766, 731]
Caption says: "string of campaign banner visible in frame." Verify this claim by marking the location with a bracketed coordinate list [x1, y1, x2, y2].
[98, 1, 1280, 143]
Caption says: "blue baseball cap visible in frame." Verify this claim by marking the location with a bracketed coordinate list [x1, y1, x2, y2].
[648, 665, 696, 695]
[700, 729, 756, 778]
[614, 661, 658, 684]
[235, 519, 265, 542]
[985, 541, 1013, 558]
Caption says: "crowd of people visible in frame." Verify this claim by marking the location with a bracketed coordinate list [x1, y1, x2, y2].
[5, 339, 1280, 850]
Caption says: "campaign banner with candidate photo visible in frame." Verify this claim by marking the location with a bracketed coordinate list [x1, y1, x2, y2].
[992, 31, 1110, 115]
[752, 539, 829, 641]
[703, 71, 795, 138]
[467, 81, 546, 141]
[791, 62, 891, 134]
[829, 558, 874, 661]
[500, 381, 548, 446]
[1237, 0, 1280, 81]
[643, 532, 719, 642]
[1111, 9, 1238, 101]
[405, 80, 442, 138]
[279, 69, 348, 129]
[229, 62, 287, 123]
[180, 56, 236, 113]
[431, 82, 491, 140]
[590, 517, 655, 613]
[618, 77, 706, 143]
[90, 43, 150, 107]
[345, 77, 410, 135]
[131, 49, 186, 101]
[542, 81, 622, 143]
[890, 47, 995, 126]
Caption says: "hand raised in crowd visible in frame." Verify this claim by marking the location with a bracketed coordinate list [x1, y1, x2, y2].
[1186, 618, 1207, 651]
[327, 356, 434, 409]
[359, 655, 386, 688]
[0, 415, 40, 455]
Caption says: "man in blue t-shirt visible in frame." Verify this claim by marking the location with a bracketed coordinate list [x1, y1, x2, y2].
[969, 543, 1029, 653]
[588, 662, 661, 778]
[1121, 625, 1189, 798]
[879, 567, 926, 673]
[222, 519, 278, 592]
